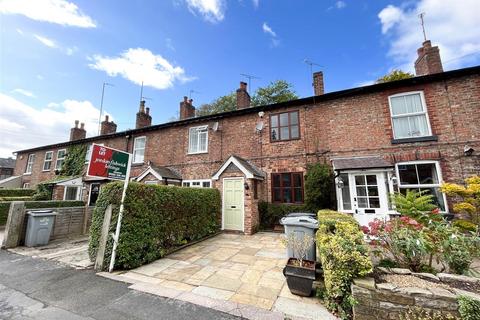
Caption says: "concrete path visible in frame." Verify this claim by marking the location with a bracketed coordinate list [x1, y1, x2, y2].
[0, 250, 239, 320]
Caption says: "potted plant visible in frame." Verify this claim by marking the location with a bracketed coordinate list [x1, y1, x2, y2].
[282, 233, 316, 296]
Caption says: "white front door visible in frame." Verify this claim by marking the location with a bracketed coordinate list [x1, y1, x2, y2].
[223, 178, 244, 231]
[350, 172, 389, 226]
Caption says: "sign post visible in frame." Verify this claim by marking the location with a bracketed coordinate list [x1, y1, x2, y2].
[86, 144, 132, 272]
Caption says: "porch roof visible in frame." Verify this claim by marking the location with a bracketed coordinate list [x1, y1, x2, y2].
[212, 155, 265, 180]
[136, 165, 182, 182]
[332, 156, 393, 171]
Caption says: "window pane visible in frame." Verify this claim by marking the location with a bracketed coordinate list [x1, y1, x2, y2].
[135, 137, 145, 148]
[340, 174, 351, 210]
[282, 173, 291, 186]
[417, 163, 438, 184]
[368, 186, 378, 196]
[45, 152, 52, 160]
[294, 188, 303, 203]
[273, 188, 281, 202]
[271, 115, 278, 128]
[189, 129, 198, 153]
[280, 113, 289, 126]
[293, 173, 302, 187]
[355, 175, 365, 186]
[291, 125, 299, 139]
[280, 127, 290, 140]
[202, 181, 211, 188]
[419, 187, 445, 211]
[65, 187, 78, 200]
[290, 112, 299, 125]
[358, 197, 368, 208]
[199, 131, 207, 152]
[271, 128, 279, 141]
[369, 197, 380, 208]
[282, 188, 292, 203]
[398, 164, 418, 185]
[391, 96, 407, 115]
[409, 115, 429, 137]
[393, 117, 410, 138]
[356, 187, 367, 196]
[272, 174, 281, 187]
[405, 94, 423, 113]
[366, 175, 377, 185]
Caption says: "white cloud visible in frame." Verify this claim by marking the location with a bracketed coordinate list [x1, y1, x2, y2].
[12, 88, 36, 98]
[336, 1, 346, 9]
[0, 93, 109, 157]
[185, 0, 225, 23]
[88, 48, 195, 90]
[378, 0, 480, 71]
[262, 22, 280, 47]
[0, 0, 96, 28]
[262, 22, 276, 37]
[34, 34, 57, 48]
[65, 46, 78, 55]
[16, 28, 24, 35]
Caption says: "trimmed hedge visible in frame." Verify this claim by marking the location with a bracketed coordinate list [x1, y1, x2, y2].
[0, 189, 35, 197]
[0, 200, 85, 225]
[316, 210, 372, 319]
[258, 201, 308, 229]
[88, 181, 221, 271]
[0, 196, 34, 201]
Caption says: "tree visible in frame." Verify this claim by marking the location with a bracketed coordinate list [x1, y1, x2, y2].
[376, 69, 414, 83]
[251, 80, 298, 107]
[195, 80, 298, 116]
[304, 163, 335, 211]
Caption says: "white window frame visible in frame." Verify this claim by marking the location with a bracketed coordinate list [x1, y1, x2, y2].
[43, 151, 53, 171]
[23, 182, 30, 189]
[182, 179, 212, 188]
[55, 149, 66, 170]
[25, 154, 35, 174]
[188, 125, 208, 154]
[388, 91, 432, 140]
[133, 136, 146, 164]
[395, 160, 448, 212]
[63, 185, 81, 201]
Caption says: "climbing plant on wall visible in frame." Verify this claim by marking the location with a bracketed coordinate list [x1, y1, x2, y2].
[60, 144, 88, 176]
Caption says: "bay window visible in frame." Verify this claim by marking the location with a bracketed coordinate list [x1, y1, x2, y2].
[395, 161, 446, 211]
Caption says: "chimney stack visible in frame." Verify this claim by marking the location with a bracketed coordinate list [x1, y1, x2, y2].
[70, 120, 86, 141]
[100, 115, 117, 135]
[179, 96, 195, 120]
[313, 71, 324, 96]
[414, 40, 443, 76]
[136, 100, 152, 129]
[236, 82, 250, 109]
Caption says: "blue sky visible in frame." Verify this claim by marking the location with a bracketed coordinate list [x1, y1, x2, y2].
[0, 0, 479, 157]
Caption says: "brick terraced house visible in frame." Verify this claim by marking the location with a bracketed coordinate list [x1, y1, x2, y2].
[11, 40, 480, 233]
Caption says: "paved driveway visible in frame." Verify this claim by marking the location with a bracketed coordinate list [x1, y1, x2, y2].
[104, 232, 336, 320]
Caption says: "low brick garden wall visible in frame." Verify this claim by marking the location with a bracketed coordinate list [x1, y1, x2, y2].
[351, 268, 480, 319]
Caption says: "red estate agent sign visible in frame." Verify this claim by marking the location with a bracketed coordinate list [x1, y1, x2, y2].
[87, 144, 130, 180]
[86, 143, 132, 272]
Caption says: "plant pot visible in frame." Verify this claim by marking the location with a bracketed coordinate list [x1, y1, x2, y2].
[283, 257, 316, 296]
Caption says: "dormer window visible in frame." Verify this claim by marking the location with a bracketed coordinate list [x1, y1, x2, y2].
[188, 126, 208, 154]
[389, 92, 432, 140]
[270, 111, 300, 142]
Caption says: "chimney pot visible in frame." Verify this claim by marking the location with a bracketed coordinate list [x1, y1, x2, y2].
[70, 120, 86, 141]
[184, 96, 188, 102]
[80, 122, 85, 129]
[146, 107, 150, 115]
[188, 99, 193, 105]
[74, 120, 79, 128]
[105, 115, 109, 122]
[136, 101, 152, 128]
[179, 97, 195, 120]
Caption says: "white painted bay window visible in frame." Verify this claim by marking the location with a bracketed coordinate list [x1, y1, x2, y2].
[389, 92, 431, 139]
[133, 136, 146, 163]
[188, 126, 208, 154]
[395, 161, 446, 211]
[64, 186, 81, 200]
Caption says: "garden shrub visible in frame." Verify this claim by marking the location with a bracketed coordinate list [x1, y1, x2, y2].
[457, 295, 480, 320]
[453, 219, 478, 233]
[0, 200, 84, 225]
[304, 163, 335, 211]
[0, 196, 34, 201]
[400, 306, 459, 320]
[60, 144, 87, 176]
[316, 210, 372, 319]
[88, 182, 221, 270]
[258, 201, 307, 229]
[0, 189, 35, 197]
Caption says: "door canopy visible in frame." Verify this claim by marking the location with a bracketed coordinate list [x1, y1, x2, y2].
[212, 155, 265, 180]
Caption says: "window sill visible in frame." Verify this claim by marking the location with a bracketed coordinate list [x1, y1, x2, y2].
[391, 135, 438, 144]
[131, 162, 144, 167]
[187, 151, 208, 155]
[270, 138, 301, 143]
[23, 173, 32, 176]
[42, 170, 50, 172]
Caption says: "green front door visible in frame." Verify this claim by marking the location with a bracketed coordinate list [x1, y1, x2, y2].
[223, 178, 244, 231]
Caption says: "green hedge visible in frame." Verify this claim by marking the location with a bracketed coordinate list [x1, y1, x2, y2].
[0, 196, 34, 201]
[258, 201, 308, 229]
[316, 210, 372, 319]
[0, 189, 35, 197]
[88, 181, 221, 271]
[0, 200, 85, 225]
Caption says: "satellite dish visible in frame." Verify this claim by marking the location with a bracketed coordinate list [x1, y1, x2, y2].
[211, 122, 219, 132]
[255, 121, 264, 132]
